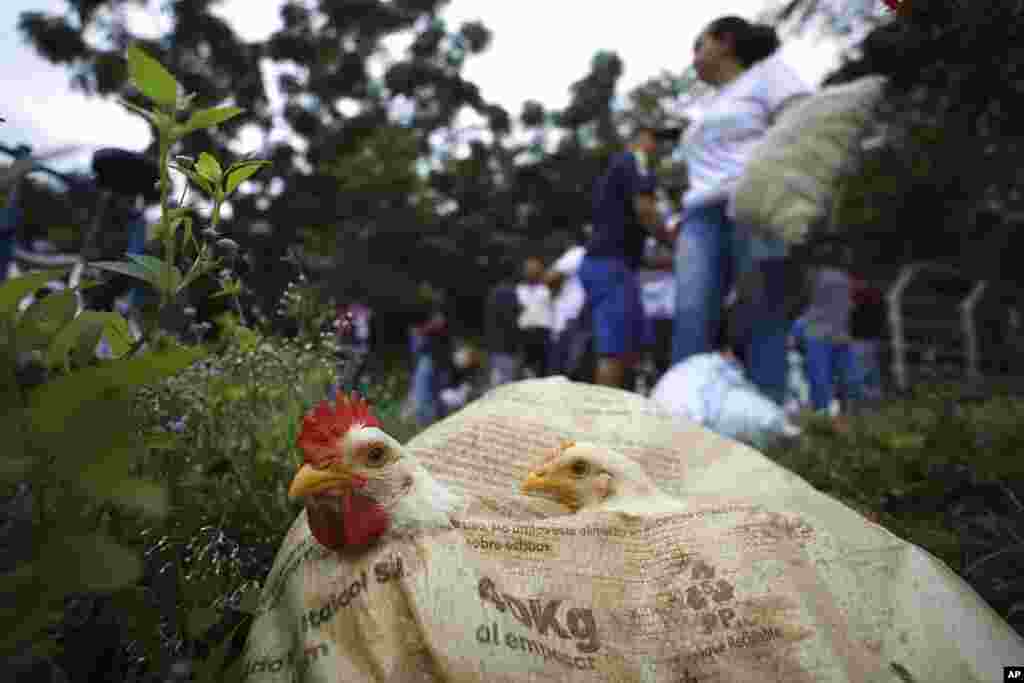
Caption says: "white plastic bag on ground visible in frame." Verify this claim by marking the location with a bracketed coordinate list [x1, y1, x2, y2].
[651, 353, 801, 446]
[243, 378, 1024, 682]
[730, 76, 888, 246]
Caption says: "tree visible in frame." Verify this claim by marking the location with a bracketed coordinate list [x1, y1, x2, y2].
[16, 2, 708, 330]
[808, 0, 1024, 285]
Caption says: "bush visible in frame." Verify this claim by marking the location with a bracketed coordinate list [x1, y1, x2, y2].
[761, 382, 1024, 636]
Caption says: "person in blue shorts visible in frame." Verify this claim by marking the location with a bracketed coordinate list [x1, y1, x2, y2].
[579, 126, 676, 389]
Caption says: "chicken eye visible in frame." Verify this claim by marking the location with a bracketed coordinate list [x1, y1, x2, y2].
[571, 460, 588, 476]
[365, 445, 388, 466]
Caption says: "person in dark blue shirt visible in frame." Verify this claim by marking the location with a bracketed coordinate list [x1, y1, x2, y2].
[579, 126, 676, 389]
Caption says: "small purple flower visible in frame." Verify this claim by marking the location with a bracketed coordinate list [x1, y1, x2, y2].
[168, 417, 187, 433]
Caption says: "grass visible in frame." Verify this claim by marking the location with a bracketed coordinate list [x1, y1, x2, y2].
[761, 382, 1024, 574]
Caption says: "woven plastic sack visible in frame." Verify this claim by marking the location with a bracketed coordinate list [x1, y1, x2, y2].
[243, 378, 1024, 682]
[650, 353, 800, 447]
[729, 76, 887, 246]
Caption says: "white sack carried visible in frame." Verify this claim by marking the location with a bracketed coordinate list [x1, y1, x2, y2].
[729, 76, 887, 246]
[243, 378, 1024, 682]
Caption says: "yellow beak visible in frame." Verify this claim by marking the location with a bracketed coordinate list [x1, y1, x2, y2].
[520, 472, 547, 495]
[288, 464, 355, 501]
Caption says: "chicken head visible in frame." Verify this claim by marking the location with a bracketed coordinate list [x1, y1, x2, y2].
[521, 440, 685, 514]
[289, 392, 413, 550]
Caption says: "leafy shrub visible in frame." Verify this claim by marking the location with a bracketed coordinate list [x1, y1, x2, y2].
[0, 43, 269, 682]
[762, 382, 1024, 636]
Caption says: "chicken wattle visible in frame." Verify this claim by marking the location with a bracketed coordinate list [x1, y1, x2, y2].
[289, 391, 462, 551]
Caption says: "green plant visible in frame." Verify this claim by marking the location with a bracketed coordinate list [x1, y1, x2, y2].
[274, 254, 337, 351]
[0, 267, 202, 659]
[0, 43, 269, 680]
[94, 44, 269, 345]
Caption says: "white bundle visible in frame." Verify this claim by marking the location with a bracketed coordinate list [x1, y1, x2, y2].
[730, 75, 888, 246]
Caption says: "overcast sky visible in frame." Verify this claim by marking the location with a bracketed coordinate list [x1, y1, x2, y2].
[1, 0, 848, 174]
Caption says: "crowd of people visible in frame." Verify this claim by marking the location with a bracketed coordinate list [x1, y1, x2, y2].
[399, 15, 887, 442]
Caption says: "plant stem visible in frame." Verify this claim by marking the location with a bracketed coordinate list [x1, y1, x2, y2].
[158, 137, 174, 313]
[210, 199, 222, 232]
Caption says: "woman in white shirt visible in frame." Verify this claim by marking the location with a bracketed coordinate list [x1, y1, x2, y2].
[672, 16, 811, 405]
[516, 257, 555, 377]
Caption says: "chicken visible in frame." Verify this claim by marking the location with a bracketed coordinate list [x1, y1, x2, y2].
[288, 391, 465, 551]
[520, 440, 688, 515]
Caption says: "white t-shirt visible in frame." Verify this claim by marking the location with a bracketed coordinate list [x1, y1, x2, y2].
[550, 246, 586, 336]
[682, 55, 811, 210]
[638, 271, 675, 320]
[516, 283, 554, 330]
[637, 237, 675, 319]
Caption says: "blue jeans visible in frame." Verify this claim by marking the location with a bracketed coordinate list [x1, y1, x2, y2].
[411, 353, 439, 426]
[850, 340, 883, 402]
[794, 319, 861, 411]
[673, 202, 789, 404]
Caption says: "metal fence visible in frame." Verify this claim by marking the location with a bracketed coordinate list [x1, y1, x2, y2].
[886, 262, 1024, 391]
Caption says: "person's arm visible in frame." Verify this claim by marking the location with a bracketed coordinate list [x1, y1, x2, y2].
[626, 156, 677, 247]
[544, 269, 566, 293]
[633, 193, 677, 247]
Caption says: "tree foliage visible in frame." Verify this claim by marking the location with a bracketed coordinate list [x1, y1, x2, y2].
[800, 0, 1024, 285]
[17, 1, 688, 331]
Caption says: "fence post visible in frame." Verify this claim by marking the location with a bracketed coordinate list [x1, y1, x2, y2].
[887, 264, 921, 392]
[960, 281, 988, 382]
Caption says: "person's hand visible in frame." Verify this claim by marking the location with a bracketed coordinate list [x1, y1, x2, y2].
[656, 221, 679, 247]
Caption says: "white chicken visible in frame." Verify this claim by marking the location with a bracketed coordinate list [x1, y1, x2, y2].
[520, 440, 688, 515]
[287, 391, 465, 550]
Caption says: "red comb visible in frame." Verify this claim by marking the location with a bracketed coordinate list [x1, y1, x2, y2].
[296, 391, 381, 467]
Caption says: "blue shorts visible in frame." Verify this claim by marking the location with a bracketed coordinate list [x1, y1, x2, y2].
[578, 256, 652, 358]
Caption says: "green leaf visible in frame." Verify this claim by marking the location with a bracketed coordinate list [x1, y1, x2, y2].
[98, 312, 135, 358]
[46, 534, 143, 592]
[183, 106, 244, 134]
[26, 345, 206, 437]
[235, 585, 262, 615]
[187, 607, 222, 640]
[0, 268, 73, 319]
[79, 447, 169, 518]
[224, 160, 270, 196]
[127, 44, 179, 108]
[127, 253, 183, 294]
[144, 432, 181, 451]
[15, 291, 79, 352]
[196, 152, 223, 185]
[46, 310, 106, 370]
[0, 361, 30, 482]
[91, 260, 159, 288]
[33, 395, 142, 474]
[170, 163, 215, 197]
